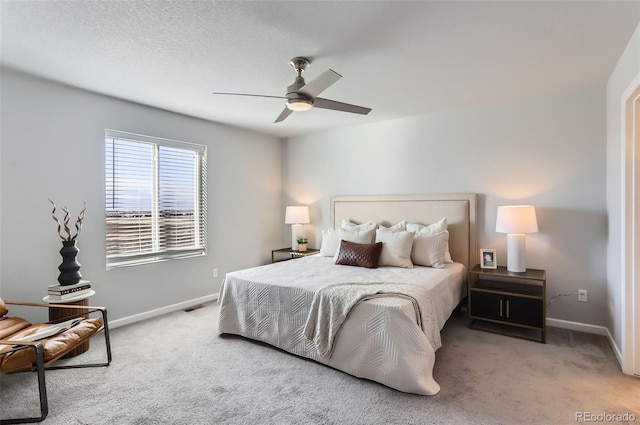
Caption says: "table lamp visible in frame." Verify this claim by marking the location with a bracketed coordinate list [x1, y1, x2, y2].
[285, 206, 310, 251]
[495, 205, 538, 273]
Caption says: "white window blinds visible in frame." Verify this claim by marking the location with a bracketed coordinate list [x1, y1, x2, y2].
[105, 130, 207, 269]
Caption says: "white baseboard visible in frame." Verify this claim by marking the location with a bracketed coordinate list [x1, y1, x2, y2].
[605, 327, 624, 367]
[546, 317, 608, 335]
[547, 317, 623, 368]
[109, 293, 219, 329]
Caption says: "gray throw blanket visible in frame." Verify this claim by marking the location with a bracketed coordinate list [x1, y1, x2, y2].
[303, 282, 441, 359]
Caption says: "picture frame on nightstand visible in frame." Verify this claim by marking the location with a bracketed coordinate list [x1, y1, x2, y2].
[480, 248, 497, 269]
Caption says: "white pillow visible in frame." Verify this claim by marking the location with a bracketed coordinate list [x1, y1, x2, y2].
[340, 219, 378, 232]
[406, 217, 447, 234]
[379, 220, 407, 232]
[411, 230, 449, 269]
[319, 228, 340, 257]
[375, 228, 414, 268]
[406, 218, 453, 263]
[339, 227, 376, 244]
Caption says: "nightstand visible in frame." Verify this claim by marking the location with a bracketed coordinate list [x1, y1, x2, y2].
[468, 265, 546, 343]
[271, 247, 320, 263]
[43, 288, 96, 357]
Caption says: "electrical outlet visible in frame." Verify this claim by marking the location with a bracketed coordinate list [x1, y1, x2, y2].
[213, 268, 218, 278]
[578, 289, 587, 303]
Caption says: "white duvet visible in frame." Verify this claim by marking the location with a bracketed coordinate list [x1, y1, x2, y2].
[217, 255, 466, 395]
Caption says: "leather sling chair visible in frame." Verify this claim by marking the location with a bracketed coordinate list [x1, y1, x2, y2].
[0, 297, 111, 424]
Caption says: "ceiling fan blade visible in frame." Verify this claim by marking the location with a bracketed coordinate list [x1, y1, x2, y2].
[212, 92, 286, 100]
[298, 69, 342, 98]
[274, 107, 293, 123]
[314, 98, 372, 115]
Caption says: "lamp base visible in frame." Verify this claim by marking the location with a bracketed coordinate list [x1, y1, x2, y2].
[506, 233, 526, 273]
[291, 224, 302, 251]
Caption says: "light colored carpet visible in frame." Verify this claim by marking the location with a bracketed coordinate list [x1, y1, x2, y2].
[1, 302, 638, 425]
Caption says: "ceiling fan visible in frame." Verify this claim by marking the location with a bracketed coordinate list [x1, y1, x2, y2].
[213, 57, 372, 123]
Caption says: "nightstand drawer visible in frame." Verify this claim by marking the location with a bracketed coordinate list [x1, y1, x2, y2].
[470, 290, 502, 321]
[470, 291, 543, 327]
[506, 296, 543, 328]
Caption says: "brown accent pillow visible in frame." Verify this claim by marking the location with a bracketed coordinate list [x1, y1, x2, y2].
[335, 240, 383, 269]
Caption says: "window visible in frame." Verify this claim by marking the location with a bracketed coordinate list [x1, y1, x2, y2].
[105, 130, 207, 269]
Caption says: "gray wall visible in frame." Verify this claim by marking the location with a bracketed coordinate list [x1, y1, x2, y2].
[0, 68, 284, 323]
[284, 86, 608, 326]
[606, 22, 640, 350]
[0, 60, 626, 331]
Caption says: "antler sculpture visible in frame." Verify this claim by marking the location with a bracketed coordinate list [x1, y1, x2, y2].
[49, 199, 87, 241]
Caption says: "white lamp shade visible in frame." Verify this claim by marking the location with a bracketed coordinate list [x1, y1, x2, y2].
[496, 205, 538, 234]
[285, 206, 310, 224]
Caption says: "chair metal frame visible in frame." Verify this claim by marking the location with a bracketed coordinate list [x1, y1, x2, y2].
[0, 301, 112, 424]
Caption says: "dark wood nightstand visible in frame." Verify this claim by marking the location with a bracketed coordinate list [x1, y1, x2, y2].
[468, 265, 546, 343]
[271, 247, 320, 263]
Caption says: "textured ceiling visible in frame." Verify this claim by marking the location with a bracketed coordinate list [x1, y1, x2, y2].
[2, 1, 639, 138]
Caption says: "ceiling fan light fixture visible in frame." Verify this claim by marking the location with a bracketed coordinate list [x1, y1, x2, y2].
[286, 98, 313, 112]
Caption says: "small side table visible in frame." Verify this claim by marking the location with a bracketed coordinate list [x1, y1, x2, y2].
[468, 265, 546, 343]
[272, 247, 320, 263]
[43, 289, 96, 358]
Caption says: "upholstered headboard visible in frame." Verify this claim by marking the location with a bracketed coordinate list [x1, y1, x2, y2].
[331, 194, 477, 270]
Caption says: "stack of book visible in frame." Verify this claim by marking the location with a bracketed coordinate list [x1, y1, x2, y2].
[47, 280, 91, 300]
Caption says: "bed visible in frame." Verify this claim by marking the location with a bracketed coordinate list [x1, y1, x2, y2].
[218, 193, 477, 394]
